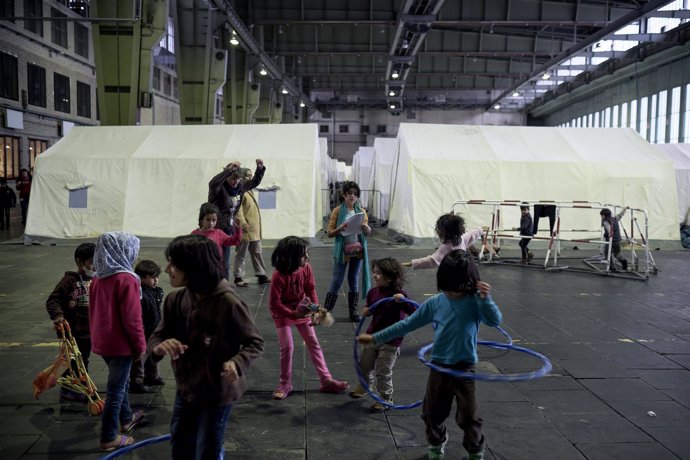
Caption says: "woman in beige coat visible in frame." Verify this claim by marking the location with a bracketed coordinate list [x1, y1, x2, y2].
[233, 168, 270, 287]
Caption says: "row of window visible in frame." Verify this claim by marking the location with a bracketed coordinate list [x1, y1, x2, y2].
[319, 124, 387, 134]
[0, 135, 47, 179]
[558, 84, 690, 144]
[0, 51, 91, 117]
[2, 0, 90, 58]
[152, 67, 178, 99]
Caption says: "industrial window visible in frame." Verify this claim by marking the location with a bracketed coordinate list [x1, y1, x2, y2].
[163, 74, 171, 96]
[76, 81, 91, 118]
[51, 8, 68, 48]
[29, 139, 47, 169]
[621, 103, 628, 128]
[74, 23, 89, 58]
[27, 63, 46, 107]
[339, 124, 349, 133]
[0, 51, 19, 101]
[657, 90, 667, 144]
[152, 68, 160, 91]
[319, 125, 329, 133]
[630, 100, 638, 132]
[172, 77, 178, 99]
[0, 135, 20, 179]
[0, 0, 15, 22]
[377, 125, 386, 134]
[361, 125, 369, 134]
[24, 0, 43, 36]
[649, 94, 658, 143]
[54, 73, 71, 113]
[684, 85, 690, 143]
[639, 97, 648, 139]
[670, 87, 681, 143]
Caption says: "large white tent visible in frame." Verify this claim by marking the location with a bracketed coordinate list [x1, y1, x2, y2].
[388, 124, 679, 242]
[352, 146, 375, 208]
[27, 124, 322, 240]
[370, 137, 398, 222]
[654, 143, 690, 226]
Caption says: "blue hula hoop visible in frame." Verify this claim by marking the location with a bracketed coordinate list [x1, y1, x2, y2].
[353, 296, 423, 410]
[418, 339, 552, 382]
[99, 433, 225, 459]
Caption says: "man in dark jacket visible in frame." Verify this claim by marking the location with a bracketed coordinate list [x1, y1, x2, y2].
[208, 159, 266, 278]
[0, 178, 17, 229]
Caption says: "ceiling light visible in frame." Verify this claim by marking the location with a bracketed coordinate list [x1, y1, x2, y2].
[259, 66, 268, 76]
[299, 101, 306, 108]
[229, 30, 239, 46]
[542, 72, 550, 80]
[494, 104, 501, 110]
[391, 69, 400, 79]
[281, 86, 289, 95]
[401, 39, 409, 49]
[512, 91, 520, 97]
[389, 90, 396, 96]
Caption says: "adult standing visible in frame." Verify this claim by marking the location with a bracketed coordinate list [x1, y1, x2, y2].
[208, 159, 265, 279]
[16, 168, 31, 225]
[233, 168, 270, 287]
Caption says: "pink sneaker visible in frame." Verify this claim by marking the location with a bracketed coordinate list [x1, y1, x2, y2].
[320, 378, 348, 394]
[272, 384, 293, 400]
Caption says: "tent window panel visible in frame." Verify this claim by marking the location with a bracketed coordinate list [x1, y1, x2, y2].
[68, 188, 88, 208]
[257, 190, 276, 210]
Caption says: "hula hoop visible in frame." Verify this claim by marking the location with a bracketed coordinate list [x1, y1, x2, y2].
[353, 296, 422, 410]
[100, 434, 225, 460]
[418, 340, 552, 382]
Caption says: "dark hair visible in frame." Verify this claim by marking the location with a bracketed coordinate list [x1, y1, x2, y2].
[0, 178, 7, 185]
[228, 167, 246, 180]
[198, 202, 220, 227]
[435, 213, 465, 246]
[437, 250, 480, 294]
[372, 257, 406, 289]
[74, 243, 95, 263]
[135, 259, 161, 278]
[520, 203, 530, 211]
[600, 208, 612, 218]
[339, 181, 361, 201]
[165, 235, 224, 294]
[271, 236, 309, 275]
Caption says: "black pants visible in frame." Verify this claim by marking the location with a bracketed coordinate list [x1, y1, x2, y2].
[0, 207, 9, 228]
[519, 238, 530, 259]
[533, 205, 556, 235]
[421, 363, 484, 455]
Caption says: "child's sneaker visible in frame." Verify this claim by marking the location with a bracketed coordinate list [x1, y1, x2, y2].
[349, 385, 367, 399]
[320, 378, 348, 394]
[370, 400, 391, 412]
[466, 451, 485, 460]
[428, 434, 449, 460]
[272, 384, 292, 400]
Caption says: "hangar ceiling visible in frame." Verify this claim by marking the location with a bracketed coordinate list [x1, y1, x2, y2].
[211, 0, 690, 117]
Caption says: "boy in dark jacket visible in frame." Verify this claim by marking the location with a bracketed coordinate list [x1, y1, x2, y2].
[45, 242, 96, 401]
[0, 178, 16, 229]
[129, 260, 165, 393]
[517, 204, 533, 264]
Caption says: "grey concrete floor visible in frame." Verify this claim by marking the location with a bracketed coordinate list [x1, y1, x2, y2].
[0, 218, 689, 460]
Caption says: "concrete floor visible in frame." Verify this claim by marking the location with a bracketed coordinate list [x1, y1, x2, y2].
[0, 217, 689, 460]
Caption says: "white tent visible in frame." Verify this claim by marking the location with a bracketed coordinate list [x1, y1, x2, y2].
[654, 143, 690, 226]
[27, 124, 322, 240]
[388, 124, 678, 242]
[352, 146, 375, 208]
[370, 137, 398, 222]
[318, 137, 331, 217]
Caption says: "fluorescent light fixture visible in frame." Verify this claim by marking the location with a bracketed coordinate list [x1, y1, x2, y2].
[281, 86, 289, 95]
[259, 66, 268, 76]
[389, 103, 396, 109]
[299, 101, 306, 107]
[542, 72, 550, 80]
[512, 91, 520, 97]
[494, 104, 501, 109]
[391, 70, 400, 79]
[389, 90, 396, 96]
[229, 31, 239, 46]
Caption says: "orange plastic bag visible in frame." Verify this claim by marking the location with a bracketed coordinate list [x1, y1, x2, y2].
[32, 350, 69, 399]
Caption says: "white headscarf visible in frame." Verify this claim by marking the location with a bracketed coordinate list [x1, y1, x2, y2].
[94, 231, 141, 280]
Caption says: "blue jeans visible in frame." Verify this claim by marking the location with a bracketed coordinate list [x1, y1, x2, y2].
[171, 392, 231, 460]
[327, 258, 362, 294]
[222, 245, 232, 280]
[19, 198, 28, 225]
[101, 356, 134, 443]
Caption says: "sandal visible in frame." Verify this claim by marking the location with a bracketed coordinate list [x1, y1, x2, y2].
[120, 410, 145, 434]
[100, 434, 134, 452]
[234, 277, 249, 287]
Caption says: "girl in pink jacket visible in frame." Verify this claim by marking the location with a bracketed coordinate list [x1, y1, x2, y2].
[269, 236, 348, 400]
[89, 231, 146, 452]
